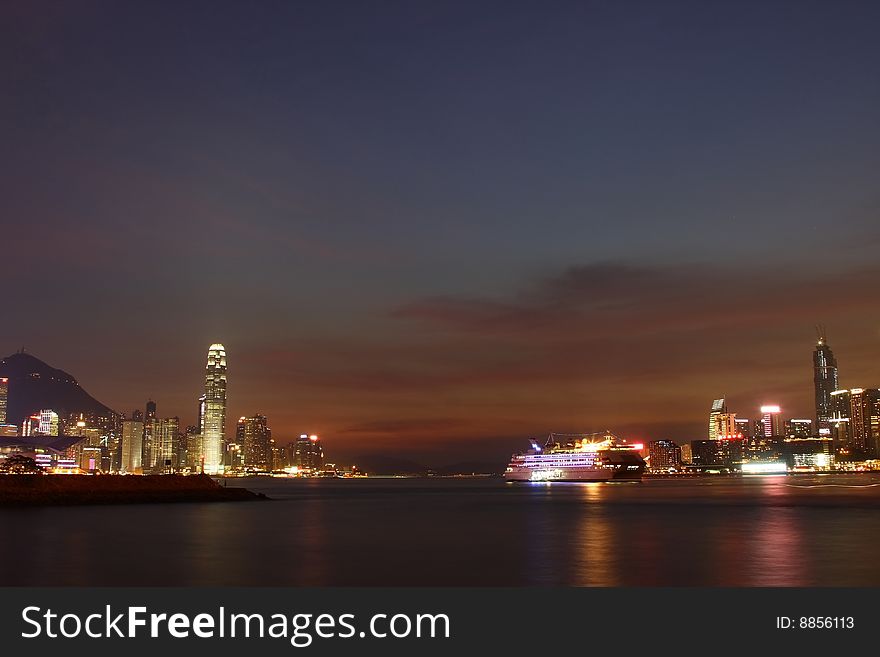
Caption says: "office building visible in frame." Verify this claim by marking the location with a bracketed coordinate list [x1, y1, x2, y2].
[120, 419, 144, 473]
[647, 440, 682, 471]
[708, 398, 727, 440]
[690, 439, 743, 471]
[238, 414, 271, 471]
[292, 434, 324, 471]
[828, 388, 880, 459]
[80, 446, 102, 473]
[849, 388, 880, 458]
[679, 442, 692, 464]
[760, 405, 783, 438]
[735, 417, 752, 439]
[142, 400, 157, 471]
[785, 419, 814, 439]
[184, 427, 205, 471]
[713, 413, 739, 439]
[152, 417, 179, 472]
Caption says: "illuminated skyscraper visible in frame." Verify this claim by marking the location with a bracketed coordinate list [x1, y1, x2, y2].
[830, 389, 852, 456]
[813, 330, 839, 431]
[238, 414, 271, 471]
[142, 400, 157, 471]
[708, 398, 727, 440]
[0, 377, 7, 424]
[150, 417, 179, 473]
[713, 413, 739, 439]
[760, 405, 783, 438]
[121, 419, 144, 473]
[293, 434, 324, 471]
[202, 344, 227, 474]
[845, 388, 880, 458]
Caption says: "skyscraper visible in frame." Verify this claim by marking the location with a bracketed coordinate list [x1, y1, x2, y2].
[713, 413, 739, 440]
[813, 330, 839, 433]
[238, 414, 271, 471]
[151, 417, 180, 473]
[760, 405, 783, 437]
[202, 343, 227, 474]
[292, 434, 324, 471]
[830, 389, 852, 456]
[121, 419, 144, 473]
[846, 388, 880, 459]
[0, 377, 7, 424]
[142, 400, 157, 471]
[708, 398, 727, 440]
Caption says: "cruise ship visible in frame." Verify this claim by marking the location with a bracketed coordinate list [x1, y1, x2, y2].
[504, 432, 646, 482]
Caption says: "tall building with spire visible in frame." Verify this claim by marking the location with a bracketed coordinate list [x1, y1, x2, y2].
[813, 328, 839, 434]
[202, 343, 227, 474]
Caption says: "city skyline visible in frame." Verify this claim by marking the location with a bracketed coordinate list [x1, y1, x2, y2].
[3, 2, 880, 464]
[4, 326, 879, 467]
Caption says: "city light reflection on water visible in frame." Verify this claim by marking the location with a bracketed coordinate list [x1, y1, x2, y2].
[2, 475, 880, 586]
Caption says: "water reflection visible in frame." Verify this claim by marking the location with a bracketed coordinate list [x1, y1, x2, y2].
[573, 485, 617, 586]
[3, 476, 880, 586]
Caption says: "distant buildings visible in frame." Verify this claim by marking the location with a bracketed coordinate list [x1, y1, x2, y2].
[292, 434, 324, 471]
[202, 344, 227, 475]
[830, 388, 880, 459]
[238, 414, 271, 471]
[647, 440, 682, 471]
[690, 439, 743, 471]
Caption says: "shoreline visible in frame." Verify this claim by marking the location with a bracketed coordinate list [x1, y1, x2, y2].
[0, 474, 267, 506]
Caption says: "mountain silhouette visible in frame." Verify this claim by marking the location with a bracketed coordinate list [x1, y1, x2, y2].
[0, 351, 118, 428]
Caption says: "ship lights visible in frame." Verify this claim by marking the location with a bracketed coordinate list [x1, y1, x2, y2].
[530, 469, 563, 481]
[577, 439, 612, 452]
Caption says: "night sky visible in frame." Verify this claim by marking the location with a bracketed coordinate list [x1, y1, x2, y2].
[3, 1, 880, 466]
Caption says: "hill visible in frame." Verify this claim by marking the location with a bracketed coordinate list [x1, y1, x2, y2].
[0, 351, 119, 427]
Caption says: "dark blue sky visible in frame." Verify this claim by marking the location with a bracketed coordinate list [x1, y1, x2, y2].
[3, 1, 880, 464]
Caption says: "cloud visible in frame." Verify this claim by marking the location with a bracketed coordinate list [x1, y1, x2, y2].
[392, 261, 880, 341]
